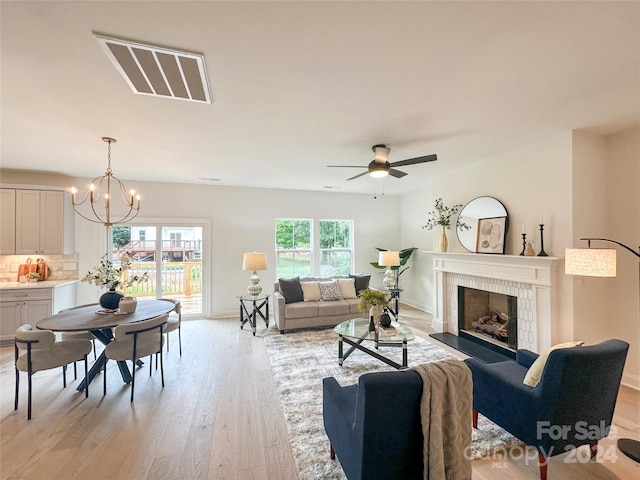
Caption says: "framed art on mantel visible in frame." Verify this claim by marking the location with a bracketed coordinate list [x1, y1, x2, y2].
[476, 217, 507, 254]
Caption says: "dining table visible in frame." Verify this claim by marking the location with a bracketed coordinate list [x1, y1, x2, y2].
[36, 300, 175, 391]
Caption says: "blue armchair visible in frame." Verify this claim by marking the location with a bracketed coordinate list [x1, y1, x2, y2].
[322, 370, 424, 480]
[464, 339, 628, 480]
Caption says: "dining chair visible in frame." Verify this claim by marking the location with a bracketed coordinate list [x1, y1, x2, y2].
[103, 314, 168, 402]
[60, 303, 100, 348]
[59, 304, 100, 378]
[14, 324, 93, 420]
[158, 298, 182, 355]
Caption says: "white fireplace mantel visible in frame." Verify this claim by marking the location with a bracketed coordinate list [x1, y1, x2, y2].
[425, 251, 558, 352]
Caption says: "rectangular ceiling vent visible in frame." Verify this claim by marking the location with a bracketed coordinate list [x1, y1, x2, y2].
[94, 33, 212, 104]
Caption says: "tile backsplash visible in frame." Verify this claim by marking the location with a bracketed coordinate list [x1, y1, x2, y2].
[0, 253, 79, 282]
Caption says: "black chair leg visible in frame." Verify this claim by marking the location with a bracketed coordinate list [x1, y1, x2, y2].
[103, 358, 107, 396]
[27, 372, 33, 421]
[130, 359, 136, 403]
[73, 361, 77, 380]
[62, 365, 67, 388]
[84, 354, 89, 398]
[14, 368, 19, 411]
[160, 349, 164, 388]
[178, 327, 182, 356]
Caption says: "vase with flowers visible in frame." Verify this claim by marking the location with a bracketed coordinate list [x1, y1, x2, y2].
[82, 251, 149, 309]
[422, 198, 470, 252]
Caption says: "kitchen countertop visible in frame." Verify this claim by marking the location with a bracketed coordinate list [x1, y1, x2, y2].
[0, 279, 78, 290]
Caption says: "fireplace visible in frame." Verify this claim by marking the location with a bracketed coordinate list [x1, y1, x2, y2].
[458, 286, 517, 351]
[429, 252, 558, 352]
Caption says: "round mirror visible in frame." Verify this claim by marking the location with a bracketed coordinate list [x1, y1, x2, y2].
[456, 196, 509, 253]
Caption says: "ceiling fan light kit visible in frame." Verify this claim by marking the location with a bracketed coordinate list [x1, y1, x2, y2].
[327, 144, 437, 181]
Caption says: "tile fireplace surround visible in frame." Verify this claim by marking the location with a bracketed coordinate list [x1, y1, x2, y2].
[428, 251, 558, 353]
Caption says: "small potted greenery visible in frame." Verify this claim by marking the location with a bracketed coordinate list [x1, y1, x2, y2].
[26, 272, 40, 283]
[357, 288, 390, 317]
[422, 197, 470, 251]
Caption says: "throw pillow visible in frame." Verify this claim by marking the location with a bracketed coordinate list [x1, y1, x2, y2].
[349, 274, 371, 295]
[337, 278, 357, 299]
[300, 281, 322, 301]
[319, 280, 342, 301]
[278, 277, 303, 304]
[523, 341, 584, 387]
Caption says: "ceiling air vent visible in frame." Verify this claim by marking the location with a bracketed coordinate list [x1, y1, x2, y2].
[94, 33, 212, 104]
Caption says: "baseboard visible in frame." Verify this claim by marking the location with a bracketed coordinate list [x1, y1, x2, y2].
[622, 372, 640, 391]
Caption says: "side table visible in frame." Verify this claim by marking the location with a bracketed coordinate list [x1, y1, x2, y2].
[384, 287, 403, 318]
[238, 293, 270, 336]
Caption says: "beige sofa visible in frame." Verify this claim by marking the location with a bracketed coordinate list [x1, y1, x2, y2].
[272, 275, 370, 333]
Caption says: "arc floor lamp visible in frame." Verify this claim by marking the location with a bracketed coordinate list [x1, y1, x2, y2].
[565, 237, 640, 463]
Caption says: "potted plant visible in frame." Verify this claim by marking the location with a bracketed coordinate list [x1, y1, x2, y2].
[422, 198, 470, 252]
[82, 251, 149, 309]
[369, 247, 418, 288]
[357, 288, 391, 317]
[26, 272, 40, 283]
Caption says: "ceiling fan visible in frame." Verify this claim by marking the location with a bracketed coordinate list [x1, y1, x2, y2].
[327, 144, 437, 181]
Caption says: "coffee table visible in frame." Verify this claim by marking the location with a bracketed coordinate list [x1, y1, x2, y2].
[333, 318, 415, 369]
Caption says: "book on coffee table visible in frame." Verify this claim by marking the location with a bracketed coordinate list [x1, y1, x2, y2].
[378, 324, 397, 334]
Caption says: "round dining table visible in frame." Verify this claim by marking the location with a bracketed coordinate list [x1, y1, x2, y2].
[36, 300, 175, 391]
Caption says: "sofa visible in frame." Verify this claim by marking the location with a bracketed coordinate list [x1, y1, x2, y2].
[272, 274, 370, 333]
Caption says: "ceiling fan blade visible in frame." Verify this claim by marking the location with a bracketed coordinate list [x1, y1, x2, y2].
[346, 171, 369, 181]
[327, 165, 367, 168]
[389, 168, 408, 178]
[389, 154, 437, 167]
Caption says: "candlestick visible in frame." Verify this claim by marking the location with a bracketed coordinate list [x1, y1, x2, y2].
[538, 224, 548, 257]
[520, 233, 527, 256]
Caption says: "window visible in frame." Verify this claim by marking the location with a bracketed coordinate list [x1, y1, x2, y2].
[275, 219, 312, 278]
[275, 218, 354, 278]
[319, 219, 353, 276]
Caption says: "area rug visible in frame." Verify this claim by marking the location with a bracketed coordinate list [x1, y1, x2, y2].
[264, 327, 521, 480]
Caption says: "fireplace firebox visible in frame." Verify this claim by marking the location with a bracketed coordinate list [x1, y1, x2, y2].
[457, 286, 517, 351]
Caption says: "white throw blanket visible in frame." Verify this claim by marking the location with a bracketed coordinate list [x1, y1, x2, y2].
[412, 359, 473, 480]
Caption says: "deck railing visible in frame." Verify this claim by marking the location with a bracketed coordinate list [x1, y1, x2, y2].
[122, 262, 202, 297]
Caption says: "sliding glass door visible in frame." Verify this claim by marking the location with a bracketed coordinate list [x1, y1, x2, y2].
[111, 224, 204, 316]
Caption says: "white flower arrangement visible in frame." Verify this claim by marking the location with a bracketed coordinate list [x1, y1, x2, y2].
[82, 251, 149, 291]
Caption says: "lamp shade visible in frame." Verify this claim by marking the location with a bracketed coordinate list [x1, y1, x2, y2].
[379, 251, 401, 267]
[243, 252, 267, 271]
[565, 248, 616, 277]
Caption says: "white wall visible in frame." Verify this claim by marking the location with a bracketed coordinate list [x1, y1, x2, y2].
[604, 126, 640, 386]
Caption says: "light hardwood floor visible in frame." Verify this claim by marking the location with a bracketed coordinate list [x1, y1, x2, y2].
[1, 306, 638, 479]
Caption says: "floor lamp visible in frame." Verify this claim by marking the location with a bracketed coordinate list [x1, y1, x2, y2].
[565, 237, 640, 463]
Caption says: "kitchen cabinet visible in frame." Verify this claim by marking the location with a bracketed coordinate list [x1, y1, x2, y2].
[0, 189, 16, 254]
[0, 288, 53, 345]
[1, 188, 75, 255]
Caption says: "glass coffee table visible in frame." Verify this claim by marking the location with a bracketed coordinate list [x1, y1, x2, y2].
[333, 318, 415, 369]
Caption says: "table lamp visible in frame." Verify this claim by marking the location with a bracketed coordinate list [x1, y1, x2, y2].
[243, 252, 268, 296]
[379, 250, 401, 288]
[565, 237, 640, 464]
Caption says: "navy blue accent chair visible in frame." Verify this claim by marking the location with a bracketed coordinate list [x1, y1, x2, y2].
[464, 339, 628, 480]
[322, 370, 424, 480]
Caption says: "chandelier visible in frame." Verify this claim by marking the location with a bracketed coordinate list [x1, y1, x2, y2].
[71, 137, 141, 227]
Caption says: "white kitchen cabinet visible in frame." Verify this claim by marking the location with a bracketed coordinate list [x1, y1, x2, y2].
[10, 188, 75, 255]
[0, 189, 16, 254]
[0, 288, 53, 345]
